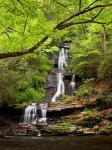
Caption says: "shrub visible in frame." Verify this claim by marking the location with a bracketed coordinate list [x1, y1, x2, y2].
[100, 125, 112, 134]
[95, 94, 112, 109]
[75, 78, 95, 97]
[108, 112, 112, 121]
[98, 52, 112, 79]
[76, 109, 102, 127]
[54, 122, 71, 132]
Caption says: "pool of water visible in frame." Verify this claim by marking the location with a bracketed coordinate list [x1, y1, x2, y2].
[0, 135, 112, 150]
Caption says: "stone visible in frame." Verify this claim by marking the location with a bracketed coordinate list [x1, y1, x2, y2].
[93, 125, 99, 130]
[69, 126, 77, 132]
[0, 131, 3, 137]
[77, 128, 83, 133]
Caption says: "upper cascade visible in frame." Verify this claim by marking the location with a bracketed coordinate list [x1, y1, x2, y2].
[51, 48, 68, 102]
[58, 48, 67, 73]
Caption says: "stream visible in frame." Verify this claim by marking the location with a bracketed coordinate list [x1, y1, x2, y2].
[0, 135, 112, 150]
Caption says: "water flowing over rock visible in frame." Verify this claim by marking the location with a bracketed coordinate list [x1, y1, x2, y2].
[51, 48, 68, 102]
[23, 103, 37, 124]
[69, 75, 76, 95]
[58, 48, 67, 73]
[21, 103, 48, 125]
[39, 103, 48, 123]
[51, 73, 65, 102]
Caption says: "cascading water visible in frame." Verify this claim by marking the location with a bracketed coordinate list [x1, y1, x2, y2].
[51, 48, 67, 102]
[39, 103, 48, 123]
[20, 43, 71, 136]
[58, 48, 67, 73]
[23, 103, 38, 124]
[69, 75, 76, 95]
[20, 102, 48, 136]
[51, 72, 65, 102]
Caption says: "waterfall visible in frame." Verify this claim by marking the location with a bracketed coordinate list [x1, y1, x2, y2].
[51, 73, 65, 102]
[69, 75, 76, 95]
[39, 103, 48, 123]
[23, 103, 38, 124]
[51, 48, 67, 102]
[58, 48, 67, 73]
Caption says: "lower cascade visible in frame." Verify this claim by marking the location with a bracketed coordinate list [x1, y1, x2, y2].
[21, 103, 48, 125]
[23, 103, 37, 125]
[39, 103, 48, 123]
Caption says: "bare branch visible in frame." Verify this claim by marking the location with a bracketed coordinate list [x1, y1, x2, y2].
[0, 36, 48, 59]
[53, 0, 73, 14]
[54, 3, 112, 30]
[84, 0, 100, 10]
[22, 14, 29, 35]
[57, 20, 112, 30]
[90, 7, 104, 21]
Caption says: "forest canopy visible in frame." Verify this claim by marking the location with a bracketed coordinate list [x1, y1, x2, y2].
[0, 0, 112, 107]
[0, 0, 112, 58]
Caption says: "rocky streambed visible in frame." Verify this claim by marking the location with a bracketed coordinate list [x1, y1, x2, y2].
[0, 95, 112, 137]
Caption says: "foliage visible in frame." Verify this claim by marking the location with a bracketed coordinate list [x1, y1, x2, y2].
[75, 78, 95, 97]
[108, 112, 112, 121]
[75, 109, 102, 127]
[54, 121, 71, 132]
[0, 53, 52, 108]
[98, 52, 112, 79]
[0, 0, 112, 108]
[95, 86, 112, 109]
[100, 124, 112, 134]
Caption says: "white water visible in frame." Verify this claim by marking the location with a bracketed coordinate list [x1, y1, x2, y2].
[52, 48, 67, 102]
[69, 75, 76, 95]
[51, 73, 65, 102]
[39, 103, 48, 123]
[58, 48, 67, 73]
[23, 103, 37, 124]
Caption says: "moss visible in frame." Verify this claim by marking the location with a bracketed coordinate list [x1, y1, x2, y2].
[95, 94, 112, 109]
[108, 112, 112, 121]
[74, 109, 102, 127]
[48, 121, 72, 135]
[100, 125, 112, 134]
[54, 122, 71, 131]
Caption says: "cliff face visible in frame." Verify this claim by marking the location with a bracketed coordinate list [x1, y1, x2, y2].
[44, 68, 57, 102]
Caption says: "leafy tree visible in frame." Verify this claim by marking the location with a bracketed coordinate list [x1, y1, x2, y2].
[0, 52, 52, 107]
[0, 0, 112, 58]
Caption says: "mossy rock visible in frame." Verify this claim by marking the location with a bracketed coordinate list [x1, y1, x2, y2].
[95, 94, 112, 109]
[107, 112, 112, 121]
[74, 110, 102, 127]
[100, 125, 112, 134]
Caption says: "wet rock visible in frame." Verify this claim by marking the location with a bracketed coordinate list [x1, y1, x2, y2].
[77, 128, 83, 133]
[0, 131, 4, 138]
[69, 126, 77, 132]
[83, 130, 95, 135]
[93, 125, 99, 130]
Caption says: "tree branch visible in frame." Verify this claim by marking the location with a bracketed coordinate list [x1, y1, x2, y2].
[57, 20, 112, 30]
[84, 0, 100, 10]
[0, 2, 112, 59]
[53, 0, 73, 14]
[54, 3, 112, 30]
[0, 35, 48, 59]
[56, 8, 107, 30]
